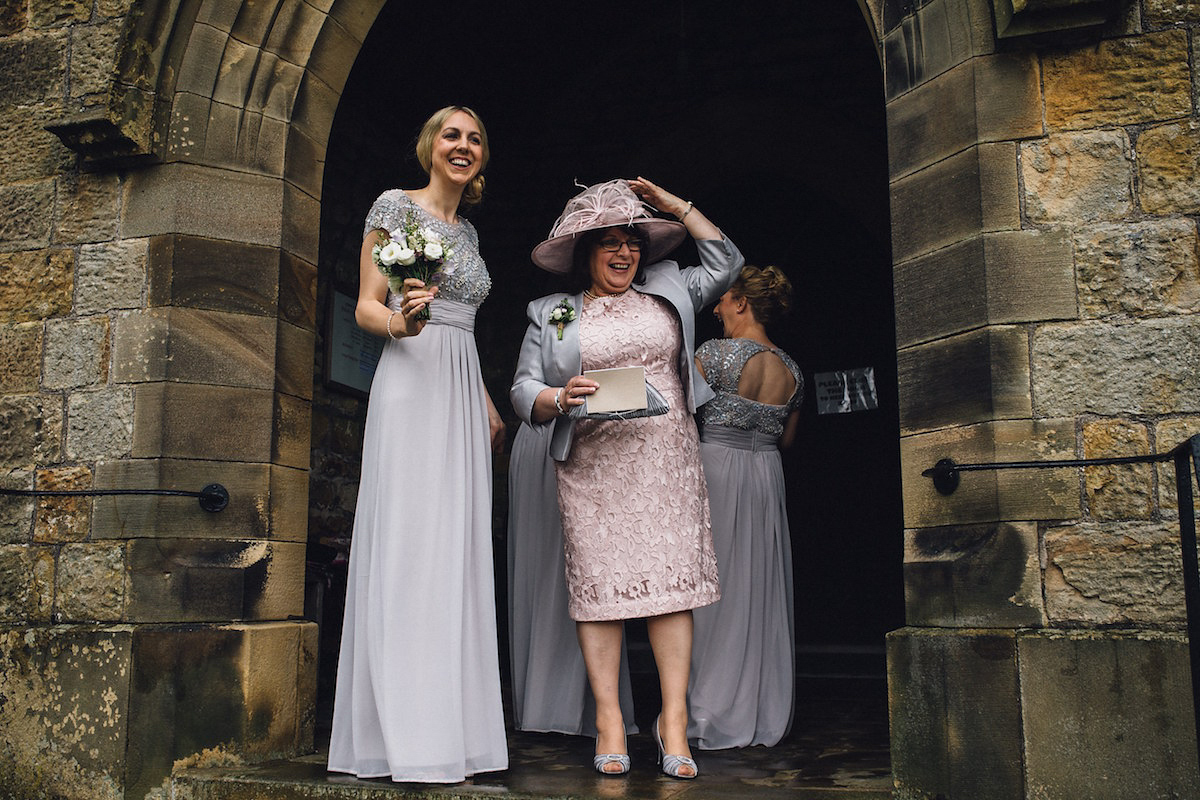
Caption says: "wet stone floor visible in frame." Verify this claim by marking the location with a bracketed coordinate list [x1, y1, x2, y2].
[177, 676, 893, 799]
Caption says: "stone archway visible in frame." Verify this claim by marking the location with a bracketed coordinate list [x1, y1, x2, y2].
[4, 0, 1198, 797]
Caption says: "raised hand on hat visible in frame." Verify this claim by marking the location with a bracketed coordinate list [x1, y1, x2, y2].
[629, 177, 720, 241]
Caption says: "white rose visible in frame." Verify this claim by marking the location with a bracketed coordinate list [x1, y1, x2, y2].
[421, 227, 442, 244]
[423, 241, 444, 260]
[396, 247, 416, 266]
[378, 242, 400, 265]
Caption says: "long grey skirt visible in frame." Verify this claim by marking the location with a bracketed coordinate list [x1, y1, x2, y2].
[507, 421, 637, 735]
[688, 425, 795, 749]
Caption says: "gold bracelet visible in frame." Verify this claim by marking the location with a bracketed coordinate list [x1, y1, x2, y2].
[386, 311, 401, 340]
[679, 200, 694, 221]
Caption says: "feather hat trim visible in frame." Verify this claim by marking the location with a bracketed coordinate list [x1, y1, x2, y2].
[531, 179, 687, 274]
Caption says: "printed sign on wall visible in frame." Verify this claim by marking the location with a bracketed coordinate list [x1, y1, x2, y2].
[815, 367, 878, 414]
[326, 290, 383, 396]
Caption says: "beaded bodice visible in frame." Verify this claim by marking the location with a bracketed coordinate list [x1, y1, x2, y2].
[696, 338, 802, 439]
[363, 189, 491, 307]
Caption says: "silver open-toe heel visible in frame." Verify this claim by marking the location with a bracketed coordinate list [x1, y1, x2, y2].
[593, 752, 631, 775]
[653, 715, 697, 779]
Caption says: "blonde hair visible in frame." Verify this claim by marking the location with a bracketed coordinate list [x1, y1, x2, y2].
[732, 265, 793, 328]
[415, 105, 489, 206]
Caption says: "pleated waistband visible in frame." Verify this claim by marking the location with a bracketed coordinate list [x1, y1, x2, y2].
[700, 425, 778, 452]
[428, 298, 477, 332]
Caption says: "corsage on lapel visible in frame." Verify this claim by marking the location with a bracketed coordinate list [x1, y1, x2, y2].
[549, 297, 577, 341]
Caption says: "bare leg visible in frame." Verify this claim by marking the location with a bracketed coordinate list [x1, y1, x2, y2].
[577, 620, 627, 771]
[647, 610, 695, 776]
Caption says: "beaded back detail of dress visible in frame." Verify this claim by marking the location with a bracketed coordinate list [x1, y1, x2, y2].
[696, 338, 803, 439]
[363, 189, 491, 307]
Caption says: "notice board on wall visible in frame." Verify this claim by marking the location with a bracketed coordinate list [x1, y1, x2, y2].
[326, 289, 383, 396]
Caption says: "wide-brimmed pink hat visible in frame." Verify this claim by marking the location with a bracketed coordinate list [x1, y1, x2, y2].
[531, 180, 687, 274]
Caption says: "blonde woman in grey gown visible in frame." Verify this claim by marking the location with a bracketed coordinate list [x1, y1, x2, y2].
[328, 106, 507, 783]
[688, 265, 802, 749]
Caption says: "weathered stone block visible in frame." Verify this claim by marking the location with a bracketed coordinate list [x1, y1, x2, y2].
[262, 0, 325, 66]
[288, 73, 338, 173]
[112, 307, 276, 388]
[0, 394, 64, 468]
[0, 248, 72, 322]
[0, 31, 65, 104]
[897, 325, 1031, 434]
[270, 465, 309, 543]
[1138, 120, 1200, 215]
[44, 315, 110, 389]
[0, 105, 75, 182]
[1044, 30, 1191, 131]
[75, 237, 148, 313]
[897, 227, 1075, 347]
[273, 391, 312, 469]
[58, 541, 125, 621]
[92, 458, 272, 540]
[1083, 418, 1153, 520]
[888, 628, 1023, 800]
[125, 621, 315, 799]
[1075, 219, 1200, 317]
[54, 171, 120, 244]
[284, 124, 325, 202]
[0, 625, 133, 800]
[0, 470, 34, 545]
[34, 465, 91, 543]
[1022, 130, 1133, 223]
[891, 143, 1020, 262]
[881, 0, 992, 99]
[147, 233, 280, 316]
[1045, 521, 1186, 625]
[1019, 630, 1200, 798]
[275, 319, 313, 400]
[1032, 316, 1200, 417]
[887, 52, 1041, 179]
[282, 179, 320, 264]
[132, 383, 274, 462]
[125, 538, 305, 622]
[65, 387, 134, 461]
[174, 21, 225, 97]
[164, 90, 213, 162]
[278, 250, 317, 330]
[1, 544, 52, 621]
[1155, 416, 1200, 519]
[0, 321, 43, 393]
[0, 0, 27, 35]
[68, 19, 121, 99]
[29, 0, 90, 26]
[0, 182, 56, 250]
[900, 419, 1076, 528]
[904, 522, 1044, 627]
[123, 162, 283, 246]
[1143, 0, 1200, 25]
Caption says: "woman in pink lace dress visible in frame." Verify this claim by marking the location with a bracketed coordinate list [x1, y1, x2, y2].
[510, 178, 743, 779]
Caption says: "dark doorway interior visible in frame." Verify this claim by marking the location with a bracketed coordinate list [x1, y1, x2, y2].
[308, 0, 902, 738]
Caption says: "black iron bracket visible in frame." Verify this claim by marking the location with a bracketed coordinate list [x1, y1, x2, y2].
[0, 483, 230, 513]
[924, 434, 1200, 772]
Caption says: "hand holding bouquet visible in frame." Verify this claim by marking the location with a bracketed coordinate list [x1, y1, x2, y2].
[372, 212, 455, 321]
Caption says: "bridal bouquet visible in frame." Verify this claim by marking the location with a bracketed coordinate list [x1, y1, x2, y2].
[372, 212, 454, 320]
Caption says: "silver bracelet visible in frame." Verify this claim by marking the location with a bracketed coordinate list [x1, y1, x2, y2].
[679, 200, 694, 221]
[554, 388, 567, 415]
[386, 311, 400, 340]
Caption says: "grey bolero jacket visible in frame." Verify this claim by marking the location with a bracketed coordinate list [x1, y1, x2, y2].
[510, 235, 745, 461]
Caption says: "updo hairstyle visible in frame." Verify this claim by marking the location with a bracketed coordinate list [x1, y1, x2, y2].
[732, 265, 792, 328]
[415, 105, 489, 207]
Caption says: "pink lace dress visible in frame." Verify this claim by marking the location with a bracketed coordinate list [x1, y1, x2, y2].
[555, 290, 720, 622]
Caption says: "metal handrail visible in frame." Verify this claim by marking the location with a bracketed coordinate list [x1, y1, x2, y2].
[0, 483, 229, 512]
[924, 434, 1200, 771]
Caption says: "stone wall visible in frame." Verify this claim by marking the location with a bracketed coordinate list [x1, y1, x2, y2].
[0, 0, 355, 792]
[879, 0, 1200, 796]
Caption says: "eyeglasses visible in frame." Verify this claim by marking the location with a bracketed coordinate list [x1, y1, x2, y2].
[597, 237, 642, 252]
